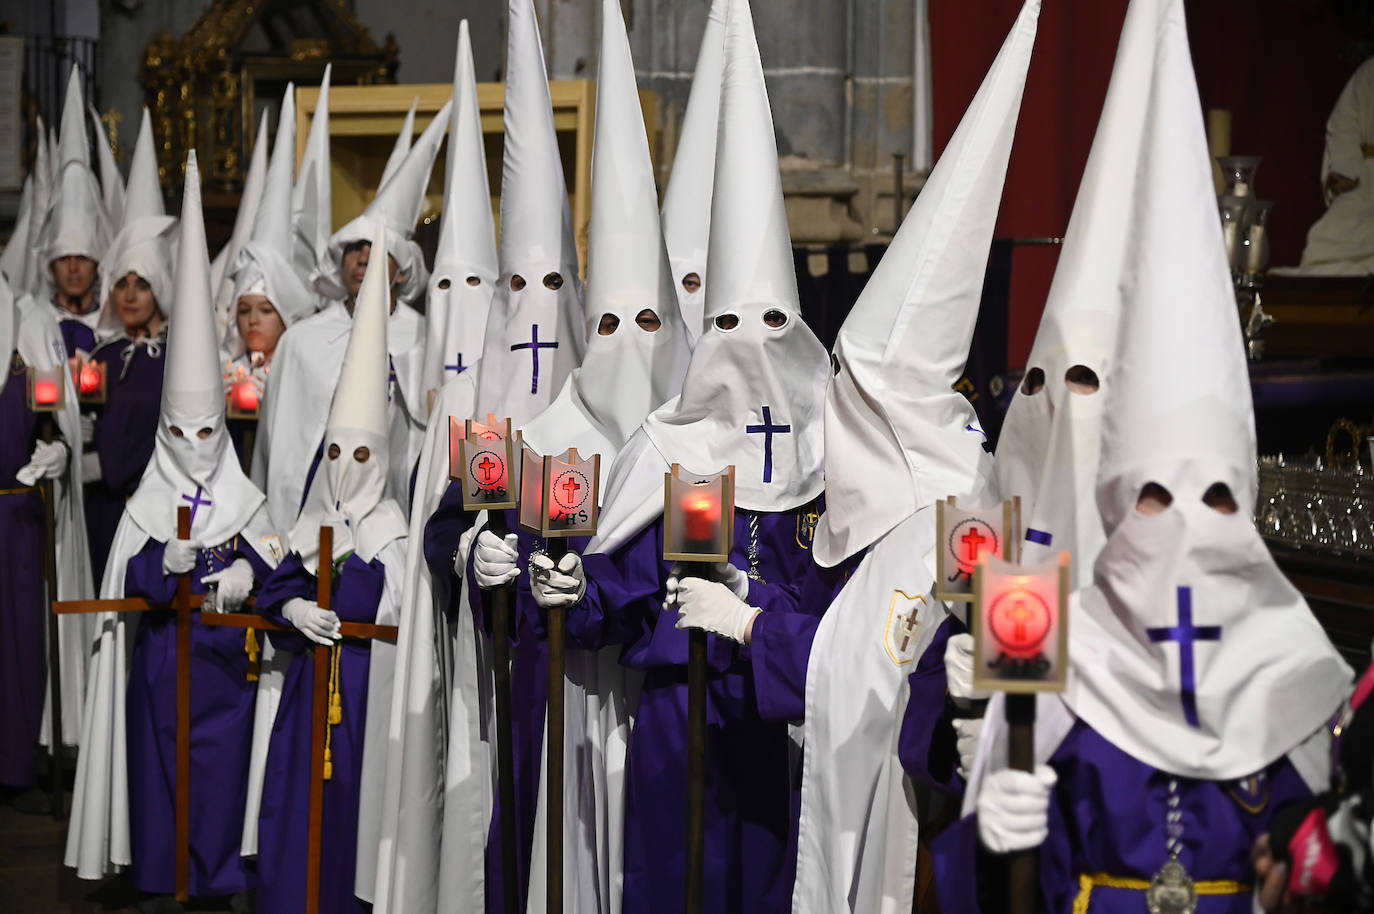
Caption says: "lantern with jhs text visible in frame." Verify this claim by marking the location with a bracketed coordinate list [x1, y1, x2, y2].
[971, 550, 1070, 693]
[663, 464, 735, 563]
[519, 446, 601, 538]
[70, 355, 106, 405]
[935, 496, 1020, 603]
[451, 414, 519, 512]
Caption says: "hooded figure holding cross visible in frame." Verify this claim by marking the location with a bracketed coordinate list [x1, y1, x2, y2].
[64, 152, 279, 908]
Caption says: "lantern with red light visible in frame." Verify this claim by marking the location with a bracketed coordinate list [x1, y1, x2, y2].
[69, 356, 106, 405]
[27, 365, 66, 413]
[663, 464, 735, 563]
[451, 414, 519, 512]
[225, 378, 261, 420]
[971, 550, 1070, 693]
[935, 495, 1021, 603]
[519, 446, 600, 539]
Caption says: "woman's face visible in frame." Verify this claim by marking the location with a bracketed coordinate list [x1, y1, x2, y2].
[112, 272, 161, 334]
[236, 294, 287, 358]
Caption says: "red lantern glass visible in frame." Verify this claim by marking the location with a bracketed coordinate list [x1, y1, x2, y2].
[27, 365, 65, 412]
[971, 551, 1071, 693]
[663, 464, 735, 563]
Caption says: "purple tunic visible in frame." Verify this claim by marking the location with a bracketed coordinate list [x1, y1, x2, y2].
[254, 551, 385, 914]
[0, 354, 45, 787]
[53, 305, 96, 357]
[569, 499, 823, 914]
[123, 536, 271, 896]
[932, 719, 1312, 914]
[86, 337, 165, 581]
[897, 616, 964, 797]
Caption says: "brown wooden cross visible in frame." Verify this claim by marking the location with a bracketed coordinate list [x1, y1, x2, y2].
[199, 525, 398, 914]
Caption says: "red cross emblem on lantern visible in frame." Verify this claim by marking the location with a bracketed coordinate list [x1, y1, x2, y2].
[936, 496, 1021, 603]
[971, 551, 1071, 694]
[453, 415, 519, 511]
[987, 588, 1052, 659]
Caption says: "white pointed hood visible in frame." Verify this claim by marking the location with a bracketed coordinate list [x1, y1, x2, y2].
[35, 69, 111, 288]
[660, 0, 726, 341]
[638, 0, 827, 513]
[96, 107, 177, 340]
[380, 97, 419, 189]
[23, 119, 53, 294]
[0, 176, 33, 287]
[291, 223, 408, 574]
[1062, 0, 1349, 780]
[224, 87, 316, 359]
[523, 0, 692, 464]
[999, 0, 1155, 584]
[420, 20, 499, 396]
[293, 65, 333, 279]
[212, 109, 271, 340]
[814, 0, 1037, 567]
[317, 99, 451, 306]
[89, 106, 126, 228]
[126, 151, 265, 547]
[474, 0, 586, 428]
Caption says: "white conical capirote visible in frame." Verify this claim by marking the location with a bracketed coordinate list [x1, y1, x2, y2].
[122, 108, 165, 227]
[380, 97, 418, 190]
[573, 0, 692, 448]
[814, 0, 1038, 566]
[89, 105, 125, 228]
[162, 151, 223, 421]
[660, 0, 726, 337]
[23, 119, 52, 293]
[56, 67, 90, 171]
[328, 223, 391, 441]
[293, 65, 333, 276]
[252, 87, 298, 254]
[500, 0, 578, 273]
[1095, 0, 1254, 530]
[211, 109, 270, 331]
[0, 176, 32, 286]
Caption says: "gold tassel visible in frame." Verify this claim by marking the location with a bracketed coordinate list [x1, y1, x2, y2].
[323, 746, 333, 781]
[244, 628, 260, 682]
[328, 643, 343, 725]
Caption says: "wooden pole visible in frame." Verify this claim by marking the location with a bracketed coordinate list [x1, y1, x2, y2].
[1005, 692, 1037, 914]
[485, 509, 520, 914]
[174, 505, 192, 903]
[240, 422, 256, 479]
[37, 415, 62, 820]
[544, 537, 567, 914]
[682, 560, 710, 914]
[306, 525, 333, 914]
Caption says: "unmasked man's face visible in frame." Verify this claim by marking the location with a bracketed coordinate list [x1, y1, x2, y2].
[341, 242, 401, 308]
[50, 255, 98, 303]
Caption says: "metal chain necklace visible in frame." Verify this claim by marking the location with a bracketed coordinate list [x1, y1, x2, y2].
[746, 514, 764, 583]
[1146, 777, 1198, 914]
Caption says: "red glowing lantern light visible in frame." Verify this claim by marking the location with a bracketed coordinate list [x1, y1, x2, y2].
[231, 381, 259, 413]
[35, 379, 59, 405]
[78, 362, 101, 395]
[663, 465, 735, 562]
[971, 551, 1071, 694]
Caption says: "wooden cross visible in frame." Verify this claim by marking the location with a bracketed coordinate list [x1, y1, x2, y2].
[199, 525, 398, 914]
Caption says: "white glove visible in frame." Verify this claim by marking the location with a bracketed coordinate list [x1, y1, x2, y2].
[530, 550, 587, 609]
[200, 558, 254, 614]
[452, 525, 479, 577]
[80, 412, 95, 445]
[162, 538, 202, 575]
[977, 766, 1058, 853]
[953, 716, 984, 779]
[474, 530, 520, 589]
[283, 597, 341, 646]
[712, 561, 750, 600]
[674, 577, 760, 644]
[945, 633, 990, 702]
[80, 450, 102, 484]
[16, 440, 68, 485]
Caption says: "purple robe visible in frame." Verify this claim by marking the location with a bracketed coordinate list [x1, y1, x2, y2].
[53, 304, 96, 358]
[254, 551, 385, 914]
[123, 536, 272, 896]
[86, 337, 165, 581]
[897, 615, 964, 797]
[932, 719, 1312, 913]
[569, 499, 823, 914]
[0, 353, 45, 787]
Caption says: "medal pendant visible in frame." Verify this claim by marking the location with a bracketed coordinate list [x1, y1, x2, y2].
[1146, 859, 1197, 914]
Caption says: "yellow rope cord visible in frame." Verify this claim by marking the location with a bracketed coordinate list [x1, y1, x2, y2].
[1073, 873, 1252, 913]
[244, 629, 260, 682]
[323, 642, 342, 781]
[0, 486, 39, 495]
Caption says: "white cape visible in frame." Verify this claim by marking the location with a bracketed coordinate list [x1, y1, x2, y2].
[65, 503, 278, 878]
[792, 507, 947, 914]
[252, 300, 426, 531]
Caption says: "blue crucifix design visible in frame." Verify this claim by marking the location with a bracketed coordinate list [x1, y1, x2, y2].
[1146, 586, 1221, 728]
[180, 486, 212, 527]
[1025, 528, 1053, 546]
[510, 324, 558, 395]
[445, 353, 468, 376]
[745, 406, 791, 484]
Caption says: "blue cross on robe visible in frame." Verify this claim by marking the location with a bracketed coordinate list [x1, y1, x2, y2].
[388, 356, 398, 403]
[509, 324, 558, 395]
[445, 353, 468, 376]
[1147, 586, 1221, 727]
[180, 486, 212, 527]
[745, 405, 791, 484]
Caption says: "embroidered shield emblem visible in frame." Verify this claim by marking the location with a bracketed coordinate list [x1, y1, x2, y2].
[1228, 773, 1269, 814]
[796, 509, 820, 550]
[884, 590, 927, 666]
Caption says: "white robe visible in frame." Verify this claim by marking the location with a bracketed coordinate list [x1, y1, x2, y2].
[791, 507, 948, 914]
[64, 504, 278, 878]
[251, 299, 426, 532]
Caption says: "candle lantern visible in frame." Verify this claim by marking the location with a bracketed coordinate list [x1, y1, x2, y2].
[663, 464, 735, 563]
[70, 356, 106, 405]
[971, 550, 1070, 693]
[226, 379, 261, 419]
[451, 415, 519, 511]
[935, 496, 1020, 603]
[27, 365, 65, 412]
[519, 446, 601, 538]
